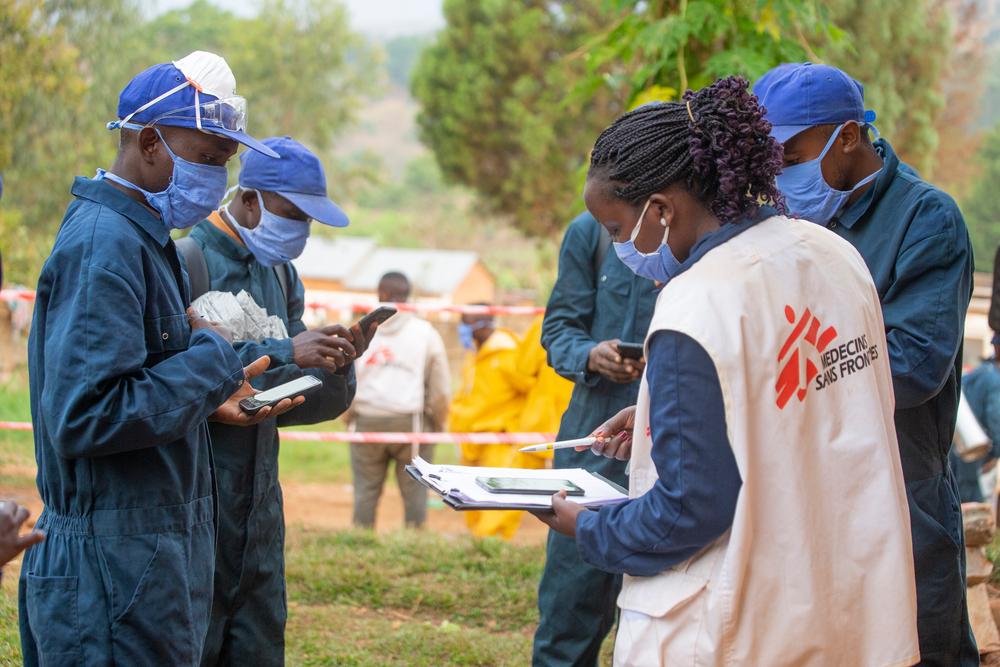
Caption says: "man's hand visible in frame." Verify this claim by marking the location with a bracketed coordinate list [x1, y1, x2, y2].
[348, 320, 377, 359]
[210, 356, 305, 426]
[0, 500, 44, 567]
[187, 307, 233, 344]
[293, 325, 357, 371]
[587, 340, 643, 384]
[580, 405, 637, 461]
[532, 491, 585, 537]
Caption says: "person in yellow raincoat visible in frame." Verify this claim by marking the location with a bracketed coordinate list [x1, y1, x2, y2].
[449, 311, 530, 539]
[515, 315, 575, 467]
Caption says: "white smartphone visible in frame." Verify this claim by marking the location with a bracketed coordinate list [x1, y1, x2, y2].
[238, 376, 322, 415]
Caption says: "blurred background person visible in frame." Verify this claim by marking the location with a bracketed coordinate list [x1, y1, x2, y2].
[951, 333, 1000, 503]
[349, 272, 451, 529]
[449, 308, 532, 539]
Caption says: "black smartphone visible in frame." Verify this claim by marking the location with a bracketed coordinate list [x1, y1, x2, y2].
[476, 476, 586, 496]
[356, 306, 397, 332]
[616, 342, 644, 360]
[239, 375, 322, 415]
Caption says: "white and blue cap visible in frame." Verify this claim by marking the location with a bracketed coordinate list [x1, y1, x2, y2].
[108, 51, 279, 158]
[753, 62, 877, 143]
[238, 136, 349, 227]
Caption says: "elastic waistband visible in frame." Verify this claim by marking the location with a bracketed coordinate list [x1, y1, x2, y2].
[38, 495, 214, 536]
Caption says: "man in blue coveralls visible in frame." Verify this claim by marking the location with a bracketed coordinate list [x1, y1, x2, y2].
[952, 334, 1000, 503]
[756, 62, 977, 666]
[187, 136, 367, 666]
[19, 51, 299, 666]
[532, 213, 656, 666]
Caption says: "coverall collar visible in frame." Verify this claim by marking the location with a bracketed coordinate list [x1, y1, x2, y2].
[196, 212, 256, 263]
[71, 176, 171, 246]
[836, 139, 898, 231]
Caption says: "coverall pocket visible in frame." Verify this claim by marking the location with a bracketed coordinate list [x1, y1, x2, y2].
[103, 533, 196, 665]
[144, 313, 190, 355]
[25, 574, 81, 665]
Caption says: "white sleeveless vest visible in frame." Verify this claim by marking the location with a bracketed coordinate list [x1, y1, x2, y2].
[613, 216, 919, 667]
[353, 314, 432, 417]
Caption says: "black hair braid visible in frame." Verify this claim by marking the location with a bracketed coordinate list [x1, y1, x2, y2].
[589, 76, 785, 223]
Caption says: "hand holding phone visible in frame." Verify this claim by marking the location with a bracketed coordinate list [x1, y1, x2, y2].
[239, 375, 322, 415]
[356, 306, 397, 334]
[616, 342, 644, 361]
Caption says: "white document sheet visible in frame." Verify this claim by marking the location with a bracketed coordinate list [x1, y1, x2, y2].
[411, 457, 627, 509]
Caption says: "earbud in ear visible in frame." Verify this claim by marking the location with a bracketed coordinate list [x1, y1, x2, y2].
[660, 217, 667, 227]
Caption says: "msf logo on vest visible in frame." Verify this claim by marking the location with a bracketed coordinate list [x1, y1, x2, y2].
[775, 305, 880, 409]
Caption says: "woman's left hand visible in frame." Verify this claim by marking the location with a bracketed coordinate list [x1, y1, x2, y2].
[532, 491, 585, 538]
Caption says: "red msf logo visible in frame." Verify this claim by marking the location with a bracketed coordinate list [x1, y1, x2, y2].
[364, 345, 395, 367]
[775, 305, 838, 409]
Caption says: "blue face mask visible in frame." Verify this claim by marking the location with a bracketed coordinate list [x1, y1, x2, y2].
[458, 320, 489, 351]
[613, 199, 681, 283]
[232, 190, 311, 267]
[776, 123, 881, 226]
[101, 128, 229, 230]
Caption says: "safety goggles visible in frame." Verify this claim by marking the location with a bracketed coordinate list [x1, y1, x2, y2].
[108, 80, 248, 134]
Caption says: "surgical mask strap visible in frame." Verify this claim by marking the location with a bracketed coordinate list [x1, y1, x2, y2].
[629, 199, 653, 242]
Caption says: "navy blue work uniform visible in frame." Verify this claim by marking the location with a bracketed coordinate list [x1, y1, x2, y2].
[831, 140, 977, 665]
[187, 218, 356, 667]
[533, 212, 656, 667]
[20, 177, 246, 666]
[951, 360, 1000, 502]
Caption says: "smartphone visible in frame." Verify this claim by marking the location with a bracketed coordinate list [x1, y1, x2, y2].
[476, 476, 585, 496]
[617, 342, 644, 361]
[239, 375, 322, 415]
[356, 306, 397, 333]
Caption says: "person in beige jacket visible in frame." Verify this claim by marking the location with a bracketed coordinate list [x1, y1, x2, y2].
[349, 272, 451, 528]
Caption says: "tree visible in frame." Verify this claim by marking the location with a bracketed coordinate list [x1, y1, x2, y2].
[820, 0, 952, 177]
[412, 0, 619, 238]
[413, 0, 834, 238]
[962, 123, 1000, 271]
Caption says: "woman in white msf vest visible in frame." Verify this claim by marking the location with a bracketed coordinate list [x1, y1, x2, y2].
[535, 76, 919, 666]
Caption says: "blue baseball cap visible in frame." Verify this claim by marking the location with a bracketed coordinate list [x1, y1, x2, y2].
[753, 62, 877, 143]
[110, 51, 279, 158]
[238, 137, 349, 227]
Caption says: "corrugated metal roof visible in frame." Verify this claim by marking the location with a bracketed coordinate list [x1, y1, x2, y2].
[294, 237, 483, 296]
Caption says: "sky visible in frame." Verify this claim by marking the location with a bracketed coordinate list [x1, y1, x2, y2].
[148, 0, 445, 36]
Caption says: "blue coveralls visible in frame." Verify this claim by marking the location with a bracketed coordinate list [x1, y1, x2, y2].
[533, 212, 657, 667]
[186, 219, 356, 667]
[951, 361, 1000, 503]
[19, 177, 246, 666]
[830, 140, 977, 665]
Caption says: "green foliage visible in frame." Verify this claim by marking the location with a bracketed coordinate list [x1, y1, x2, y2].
[412, 0, 834, 238]
[384, 34, 434, 89]
[963, 123, 1000, 271]
[0, 0, 377, 288]
[820, 0, 951, 177]
[581, 0, 834, 105]
[412, 0, 618, 238]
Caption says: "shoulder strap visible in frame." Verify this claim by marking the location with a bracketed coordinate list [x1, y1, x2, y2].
[175, 236, 210, 302]
[593, 223, 612, 285]
[274, 262, 292, 307]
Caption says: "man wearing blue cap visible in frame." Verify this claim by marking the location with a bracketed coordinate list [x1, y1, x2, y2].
[19, 51, 299, 667]
[755, 62, 976, 666]
[181, 136, 369, 666]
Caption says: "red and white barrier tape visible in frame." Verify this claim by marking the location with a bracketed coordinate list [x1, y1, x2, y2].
[1, 290, 543, 316]
[0, 422, 554, 445]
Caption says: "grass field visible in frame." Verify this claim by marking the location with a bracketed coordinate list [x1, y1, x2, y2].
[0, 374, 614, 665]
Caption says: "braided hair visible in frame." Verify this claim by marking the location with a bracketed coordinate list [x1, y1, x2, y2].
[588, 76, 785, 224]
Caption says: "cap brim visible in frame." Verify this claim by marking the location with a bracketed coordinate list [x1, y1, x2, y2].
[280, 191, 349, 227]
[214, 128, 281, 158]
[769, 124, 814, 144]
